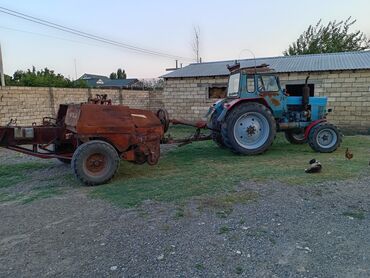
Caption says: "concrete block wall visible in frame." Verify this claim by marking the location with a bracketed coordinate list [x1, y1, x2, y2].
[0, 87, 155, 126]
[163, 70, 370, 134]
[163, 76, 227, 121]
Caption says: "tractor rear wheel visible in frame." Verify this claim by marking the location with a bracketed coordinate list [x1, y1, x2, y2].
[308, 122, 342, 153]
[71, 140, 120, 186]
[221, 103, 276, 155]
[210, 112, 226, 148]
[284, 129, 307, 144]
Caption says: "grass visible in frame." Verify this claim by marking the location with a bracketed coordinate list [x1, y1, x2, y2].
[342, 209, 365, 220]
[90, 126, 370, 208]
[235, 266, 244, 275]
[218, 225, 231, 234]
[1, 126, 369, 207]
[195, 263, 205, 270]
[0, 161, 71, 204]
[0, 162, 46, 188]
[20, 187, 62, 204]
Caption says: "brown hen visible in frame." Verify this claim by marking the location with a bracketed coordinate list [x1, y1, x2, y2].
[345, 148, 353, 160]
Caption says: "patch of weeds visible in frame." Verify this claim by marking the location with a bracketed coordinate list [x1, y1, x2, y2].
[215, 208, 233, 218]
[195, 263, 205, 270]
[174, 207, 185, 219]
[239, 218, 246, 225]
[268, 237, 277, 245]
[0, 192, 20, 203]
[229, 234, 240, 242]
[218, 225, 231, 235]
[342, 210, 365, 220]
[235, 266, 244, 275]
[21, 187, 61, 204]
[136, 209, 150, 219]
[0, 162, 46, 188]
[160, 224, 171, 232]
[199, 191, 258, 210]
[312, 188, 323, 197]
[199, 191, 258, 218]
[244, 227, 268, 238]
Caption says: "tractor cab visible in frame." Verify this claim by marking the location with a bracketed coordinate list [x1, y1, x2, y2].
[226, 64, 282, 99]
[213, 63, 286, 119]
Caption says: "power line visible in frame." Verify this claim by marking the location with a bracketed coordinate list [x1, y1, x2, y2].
[0, 25, 105, 48]
[0, 6, 193, 61]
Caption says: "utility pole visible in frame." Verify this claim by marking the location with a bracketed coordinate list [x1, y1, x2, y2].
[0, 43, 5, 86]
[74, 58, 77, 80]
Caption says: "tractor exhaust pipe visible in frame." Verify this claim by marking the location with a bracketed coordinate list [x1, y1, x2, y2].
[302, 76, 310, 111]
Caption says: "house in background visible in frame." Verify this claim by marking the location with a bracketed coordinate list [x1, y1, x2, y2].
[161, 51, 370, 133]
[79, 73, 139, 89]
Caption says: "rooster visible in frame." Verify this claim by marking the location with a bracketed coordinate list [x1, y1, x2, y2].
[305, 159, 322, 173]
[345, 148, 353, 160]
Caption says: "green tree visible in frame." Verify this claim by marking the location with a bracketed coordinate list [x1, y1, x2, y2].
[117, 68, 126, 79]
[284, 17, 370, 56]
[109, 72, 117, 79]
[6, 67, 87, 88]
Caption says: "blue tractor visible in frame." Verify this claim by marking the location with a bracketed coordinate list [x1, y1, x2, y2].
[207, 63, 342, 155]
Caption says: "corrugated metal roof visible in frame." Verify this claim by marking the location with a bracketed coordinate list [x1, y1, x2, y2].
[99, 79, 139, 88]
[161, 51, 370, 78]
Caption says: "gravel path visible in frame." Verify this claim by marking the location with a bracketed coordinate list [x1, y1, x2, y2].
[1, 168, 369, 277]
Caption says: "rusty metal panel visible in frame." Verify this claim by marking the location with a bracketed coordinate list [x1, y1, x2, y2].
[65, 104, 81, 132]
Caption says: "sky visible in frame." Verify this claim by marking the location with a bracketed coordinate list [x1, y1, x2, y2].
[0, 0, 369, 79]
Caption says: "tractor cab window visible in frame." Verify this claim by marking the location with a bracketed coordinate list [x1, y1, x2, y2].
[247, 75, 255, 93]
[257, 75, 279, 92]
[227, 73, 240, 97]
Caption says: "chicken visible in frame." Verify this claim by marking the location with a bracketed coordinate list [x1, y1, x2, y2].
[305, 158, 322, 173]
[345, 148, 353, 160]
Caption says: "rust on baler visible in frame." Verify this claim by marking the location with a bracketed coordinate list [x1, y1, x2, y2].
[64, 98, 164, 164]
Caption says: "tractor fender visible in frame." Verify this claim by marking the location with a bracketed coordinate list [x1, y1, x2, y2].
[304, 119, 327, 139]
[217, 98, 270, 122]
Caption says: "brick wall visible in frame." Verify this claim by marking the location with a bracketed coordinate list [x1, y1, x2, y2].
[163, 70, 370, 134]
[0, 87, 161, 126]
[163, 76, 227, 121]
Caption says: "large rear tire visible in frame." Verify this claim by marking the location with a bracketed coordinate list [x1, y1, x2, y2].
[71, 140, 120, 186]
[308, 123, 342, 153]
[210, 112, 226, 148]
[221, 103, 276, 155]
[284, 129, 307, 144]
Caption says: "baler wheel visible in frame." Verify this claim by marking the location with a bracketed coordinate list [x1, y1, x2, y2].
[284, 129, 307, 144]
[308, 123, 342, 153]
[221, 103, 276, 155]
[156, 109, 170, 133]
[71, 140, 119, 186]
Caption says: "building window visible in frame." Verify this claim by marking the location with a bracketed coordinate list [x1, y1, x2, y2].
[285, 84, 314, 96]
[208, 85, 227, 99]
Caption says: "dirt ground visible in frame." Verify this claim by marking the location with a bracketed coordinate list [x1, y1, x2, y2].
[0, 149, 369, 278]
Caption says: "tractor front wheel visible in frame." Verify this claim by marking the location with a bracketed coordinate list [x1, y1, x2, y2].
[221, 103, 276, 155]
[284, 129, 307, 144]
[308, 123, 342, 153]
[71, 140, 120, 185]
